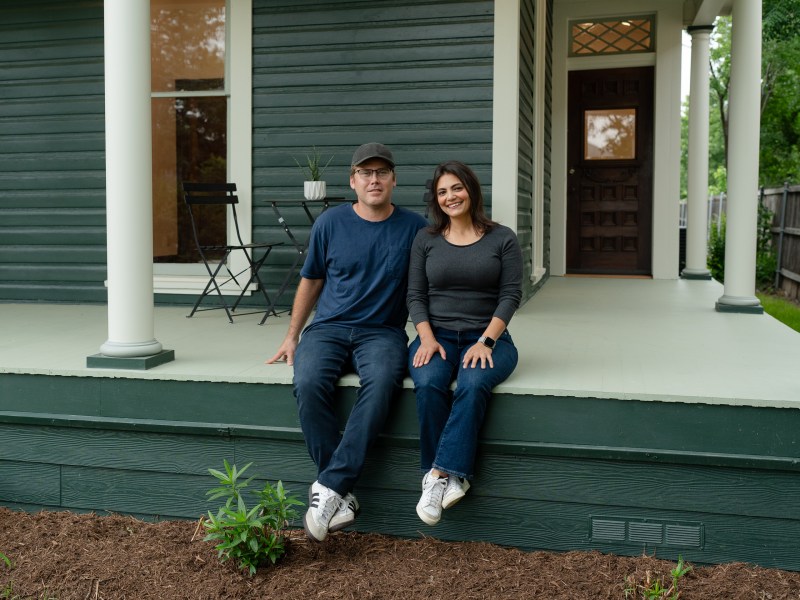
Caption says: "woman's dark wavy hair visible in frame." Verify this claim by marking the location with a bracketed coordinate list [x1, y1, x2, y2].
[426, 161, 496, 235]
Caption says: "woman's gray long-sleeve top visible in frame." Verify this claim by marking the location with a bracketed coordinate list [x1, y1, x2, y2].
[406, 224, 523, 331]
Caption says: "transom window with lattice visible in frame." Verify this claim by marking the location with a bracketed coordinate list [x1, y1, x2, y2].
[570, 16, 655, 56]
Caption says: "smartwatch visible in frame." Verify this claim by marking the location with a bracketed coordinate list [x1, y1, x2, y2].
[478, 335, 496, 349]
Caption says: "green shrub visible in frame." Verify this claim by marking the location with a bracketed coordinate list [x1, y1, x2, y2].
[706, 201, 777, 292]
[624, 555, 693, 600]
[755, 201, 778, 291]
[707, 213, 726, 282]
[203, 460, 303, 576]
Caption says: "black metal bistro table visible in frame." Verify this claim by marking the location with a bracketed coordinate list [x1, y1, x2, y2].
[260, 196, 348, 324]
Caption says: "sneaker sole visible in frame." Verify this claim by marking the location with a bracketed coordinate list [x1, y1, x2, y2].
[303, 510, 327, 542]
[415, 504, 441, 526]
[304, 486, 328, 543]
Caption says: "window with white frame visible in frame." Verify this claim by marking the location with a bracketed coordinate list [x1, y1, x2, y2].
[151, 0, 228, 265]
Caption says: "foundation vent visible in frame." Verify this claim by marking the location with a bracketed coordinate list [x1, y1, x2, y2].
[591, 517, 703, 548]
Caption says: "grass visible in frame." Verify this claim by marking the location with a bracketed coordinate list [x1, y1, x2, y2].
[757, 292, 800, 333]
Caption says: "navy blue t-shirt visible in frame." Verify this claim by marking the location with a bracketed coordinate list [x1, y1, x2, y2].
[301, 202, 427, 330]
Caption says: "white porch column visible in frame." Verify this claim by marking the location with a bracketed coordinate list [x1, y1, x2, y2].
[682, 25, 714, 280]
[716, 0, 764, 313]
[96, 0, 169, 360]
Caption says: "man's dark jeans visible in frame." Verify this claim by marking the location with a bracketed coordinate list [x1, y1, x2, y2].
[293, 324, 408, 496]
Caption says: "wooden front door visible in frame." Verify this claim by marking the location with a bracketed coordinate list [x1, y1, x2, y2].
[567, 67, 653, 275]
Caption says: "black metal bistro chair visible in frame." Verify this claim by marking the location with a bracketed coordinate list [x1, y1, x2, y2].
[182, 182, 281, 323]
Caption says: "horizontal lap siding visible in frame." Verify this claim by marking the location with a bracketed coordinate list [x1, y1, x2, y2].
[519, 0, 552, 299]
[542, 0, 553, 282]
[4, 373, 800, 568]
[252, 0, 494, 302]
[518, 0, 535, 297]
[0, 1, 106, 303]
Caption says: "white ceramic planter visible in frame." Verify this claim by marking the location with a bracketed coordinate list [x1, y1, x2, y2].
[304, 180, 326, 200]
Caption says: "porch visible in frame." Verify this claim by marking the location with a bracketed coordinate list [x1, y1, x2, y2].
[1, 277, 799, 569]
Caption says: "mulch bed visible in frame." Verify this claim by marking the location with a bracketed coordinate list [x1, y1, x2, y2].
[1, 507, 799, 599]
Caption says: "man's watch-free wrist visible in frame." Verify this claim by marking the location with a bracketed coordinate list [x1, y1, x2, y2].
[478, 335, 496, 349]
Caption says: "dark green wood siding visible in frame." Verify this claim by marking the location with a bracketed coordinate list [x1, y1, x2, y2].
[0, 1, 559, 308]
[518, 0, 536, 298]
[3, 372, 800, 570]
[542, 0, 553, 285]
[518, 0, 553, 300]
[0, 1, 106, 303]
[0, 1, 521, 307]
[251, 0, 495, 301]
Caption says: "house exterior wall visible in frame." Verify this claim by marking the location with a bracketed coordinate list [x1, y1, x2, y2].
[249, 0, 500, 300]
[0, 1, 107, 303]
[0, 0, 550, 306]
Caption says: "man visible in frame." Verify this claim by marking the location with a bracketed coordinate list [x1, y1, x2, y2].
[267, 143, 427, 542]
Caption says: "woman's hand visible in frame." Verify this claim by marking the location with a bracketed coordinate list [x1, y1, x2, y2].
[462, 343, 494, 369]
[412, 337, 446, 368]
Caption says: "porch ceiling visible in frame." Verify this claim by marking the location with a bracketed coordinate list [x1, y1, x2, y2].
[685, 0, 732, 25]
[1, 277, 797, 409]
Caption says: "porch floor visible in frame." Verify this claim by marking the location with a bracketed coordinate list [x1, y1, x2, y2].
[1, 276, 798, 409]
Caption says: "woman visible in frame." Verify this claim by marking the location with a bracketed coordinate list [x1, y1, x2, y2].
[407, 161, 523, 526]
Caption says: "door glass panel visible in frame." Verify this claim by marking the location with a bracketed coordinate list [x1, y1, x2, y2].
[151, 0, 227, 263]
[584, 108, 636, 160]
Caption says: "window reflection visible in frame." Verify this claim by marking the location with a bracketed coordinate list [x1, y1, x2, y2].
[584, 108, 636, 160]
[151, 0, 227, 263]
[152, 96, 227, 262]
[151, 0, 225, 92]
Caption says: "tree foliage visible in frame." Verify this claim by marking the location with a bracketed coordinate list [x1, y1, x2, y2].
[682, 0, 800, 193]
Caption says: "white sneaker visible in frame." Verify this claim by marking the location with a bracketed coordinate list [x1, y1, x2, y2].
[416, 470, 447, 526]
[442, 476, 470, 509]
[304, 481, 342, 542]
[329, 492, 360, 532]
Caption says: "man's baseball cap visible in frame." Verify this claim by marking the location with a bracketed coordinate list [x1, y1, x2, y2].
[351, 143, 395, 168]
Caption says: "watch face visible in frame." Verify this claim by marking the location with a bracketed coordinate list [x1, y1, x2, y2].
[481, 336, 495, 348]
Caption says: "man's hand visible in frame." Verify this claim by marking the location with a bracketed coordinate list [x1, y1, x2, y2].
[263, 277, 324, 368]
[265, 336, 298, 366]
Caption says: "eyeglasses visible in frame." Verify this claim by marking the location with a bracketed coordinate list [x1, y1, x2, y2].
[354, 168, 394, 180]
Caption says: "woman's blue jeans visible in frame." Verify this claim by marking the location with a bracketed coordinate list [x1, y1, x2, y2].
[409, 328, 518, 480]
[293, 324, 408, 497]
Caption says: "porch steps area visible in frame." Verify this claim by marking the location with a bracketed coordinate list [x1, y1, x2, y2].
[1, 277, 799, 569]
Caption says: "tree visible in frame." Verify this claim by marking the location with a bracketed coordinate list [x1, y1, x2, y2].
[698, 0, 800, 188]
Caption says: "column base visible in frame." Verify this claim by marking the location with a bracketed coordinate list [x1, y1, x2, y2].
[715, 294, 764, 314]
[99, 338, 163, 357]
[681, 268, 712, 280]
[87, 349, 176, 370]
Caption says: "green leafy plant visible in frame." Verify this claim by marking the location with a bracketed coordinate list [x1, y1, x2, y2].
[706, 200, 777, 292]
[623, 556, 693, 600]
[670, 555, 693, 591]
[0, 551, 9, 569]
[293, 146, 334, 181]
[707, 212, 726, 283]
[202, 460, 303, 576]
[755, 201, 778, 291]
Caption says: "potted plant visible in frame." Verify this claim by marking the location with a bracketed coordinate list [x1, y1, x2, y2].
[294, 146, 334, 201]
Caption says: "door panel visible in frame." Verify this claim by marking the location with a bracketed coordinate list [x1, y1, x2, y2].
[567, 67, 653, 275]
